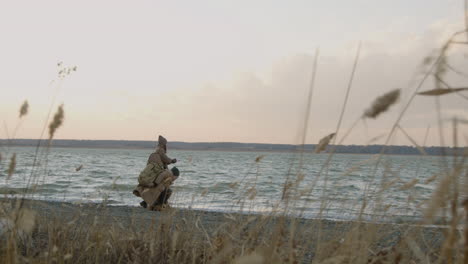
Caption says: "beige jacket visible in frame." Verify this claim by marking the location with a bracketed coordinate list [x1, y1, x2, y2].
[147, 147, 174, 169]
[138, 147, 174, 187]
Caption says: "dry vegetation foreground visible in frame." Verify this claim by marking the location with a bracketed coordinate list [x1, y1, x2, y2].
[0, 198, 451, 263]
[1, 24, 467, 264]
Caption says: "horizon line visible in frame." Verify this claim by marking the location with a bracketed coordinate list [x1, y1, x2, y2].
[0, 138, 460, 148]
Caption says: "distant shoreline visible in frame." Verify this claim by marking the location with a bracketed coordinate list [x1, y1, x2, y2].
[0, 144, 443, 158]
[0, 138, 462, 156]
[1, 139, 462, 156]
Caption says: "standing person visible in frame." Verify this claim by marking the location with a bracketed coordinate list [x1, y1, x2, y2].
[133, 135, 179, 210]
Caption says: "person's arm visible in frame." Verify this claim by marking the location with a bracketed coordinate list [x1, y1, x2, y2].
[158, 149, 176, 164]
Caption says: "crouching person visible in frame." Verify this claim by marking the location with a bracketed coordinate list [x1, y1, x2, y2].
[133, 135, 178, 211]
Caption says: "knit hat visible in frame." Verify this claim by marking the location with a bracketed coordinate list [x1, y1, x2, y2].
[158, 135, 167, 146]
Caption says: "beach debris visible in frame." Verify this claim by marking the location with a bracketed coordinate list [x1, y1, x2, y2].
[315, 133, 335, 153]
[417, 87, 468, 96]
[48, 104, 64, 140]
[363, 89, 400, 119]
[7, 153, 16, 180]
[75, 164, 83, 172]
[19, 100, 29, 118]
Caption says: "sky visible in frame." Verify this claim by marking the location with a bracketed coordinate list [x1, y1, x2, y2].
[0, 0, 467, 146]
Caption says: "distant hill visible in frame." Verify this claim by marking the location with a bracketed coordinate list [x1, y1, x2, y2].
[0, 139, 464, 156]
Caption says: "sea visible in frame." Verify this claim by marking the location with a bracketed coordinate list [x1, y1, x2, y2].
[0, 147, 458, 223]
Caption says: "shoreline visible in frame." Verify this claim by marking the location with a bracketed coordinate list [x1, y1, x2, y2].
[2, 198, 448, 229]
[0, 195, 445, 227]
[40, 198, 453, 229]
[2, 144, 450, 157]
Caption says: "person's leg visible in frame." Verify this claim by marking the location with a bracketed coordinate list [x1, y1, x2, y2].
[141, 185, 165, 210]
[162, 188, 172, 204]
[156, 188, 172, 205]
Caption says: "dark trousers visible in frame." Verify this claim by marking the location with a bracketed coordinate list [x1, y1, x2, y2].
[156, 188, 172, 205]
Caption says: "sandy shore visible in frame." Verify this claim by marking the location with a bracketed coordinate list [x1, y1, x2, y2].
[1, 198, 447, 262]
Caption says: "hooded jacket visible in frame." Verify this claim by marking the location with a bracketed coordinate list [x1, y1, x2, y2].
[137, 135, 175, 187]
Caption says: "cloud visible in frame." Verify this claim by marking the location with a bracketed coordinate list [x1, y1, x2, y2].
[2, 14, 466, 147]
[149, 19, 468, 146]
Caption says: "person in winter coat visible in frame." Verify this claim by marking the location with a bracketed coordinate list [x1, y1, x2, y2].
[147, 135, 177, 170]
[133, 135, 179, 210]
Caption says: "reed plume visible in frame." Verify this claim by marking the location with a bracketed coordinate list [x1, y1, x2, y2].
[48, 104, 65, 140]
[76, 164, 83, 172]
[7, 153, 16, 180]
[417, 87, 468, 96]
[255, 155, 265, 163]
[19, 100, 29, 118]
[363, 89, 400, 119]
[315, 133, 335, 153]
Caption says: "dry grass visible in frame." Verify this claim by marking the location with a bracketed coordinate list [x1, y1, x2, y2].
[7, 154, 16, 180]
[48, 104, 64, 140]
[418, 87, 468, 96]
[0, 200, 450, 264]
[314, 133, 335, 153]
[0, 29, 468, 264]
[19, 101, 28, 119]
[363, 89, 400, 119]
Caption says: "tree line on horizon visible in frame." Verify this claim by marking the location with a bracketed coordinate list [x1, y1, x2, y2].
[0, 139, 463, 156]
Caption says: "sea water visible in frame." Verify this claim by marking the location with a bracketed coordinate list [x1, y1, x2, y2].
[0, 147, 456, 222]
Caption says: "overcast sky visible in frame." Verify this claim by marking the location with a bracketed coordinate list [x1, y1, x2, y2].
[1, 0, 467, 146]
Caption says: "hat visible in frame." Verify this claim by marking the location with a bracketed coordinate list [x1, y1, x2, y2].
[171, 167, 180, 177]
[158, 135, 167, 146]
